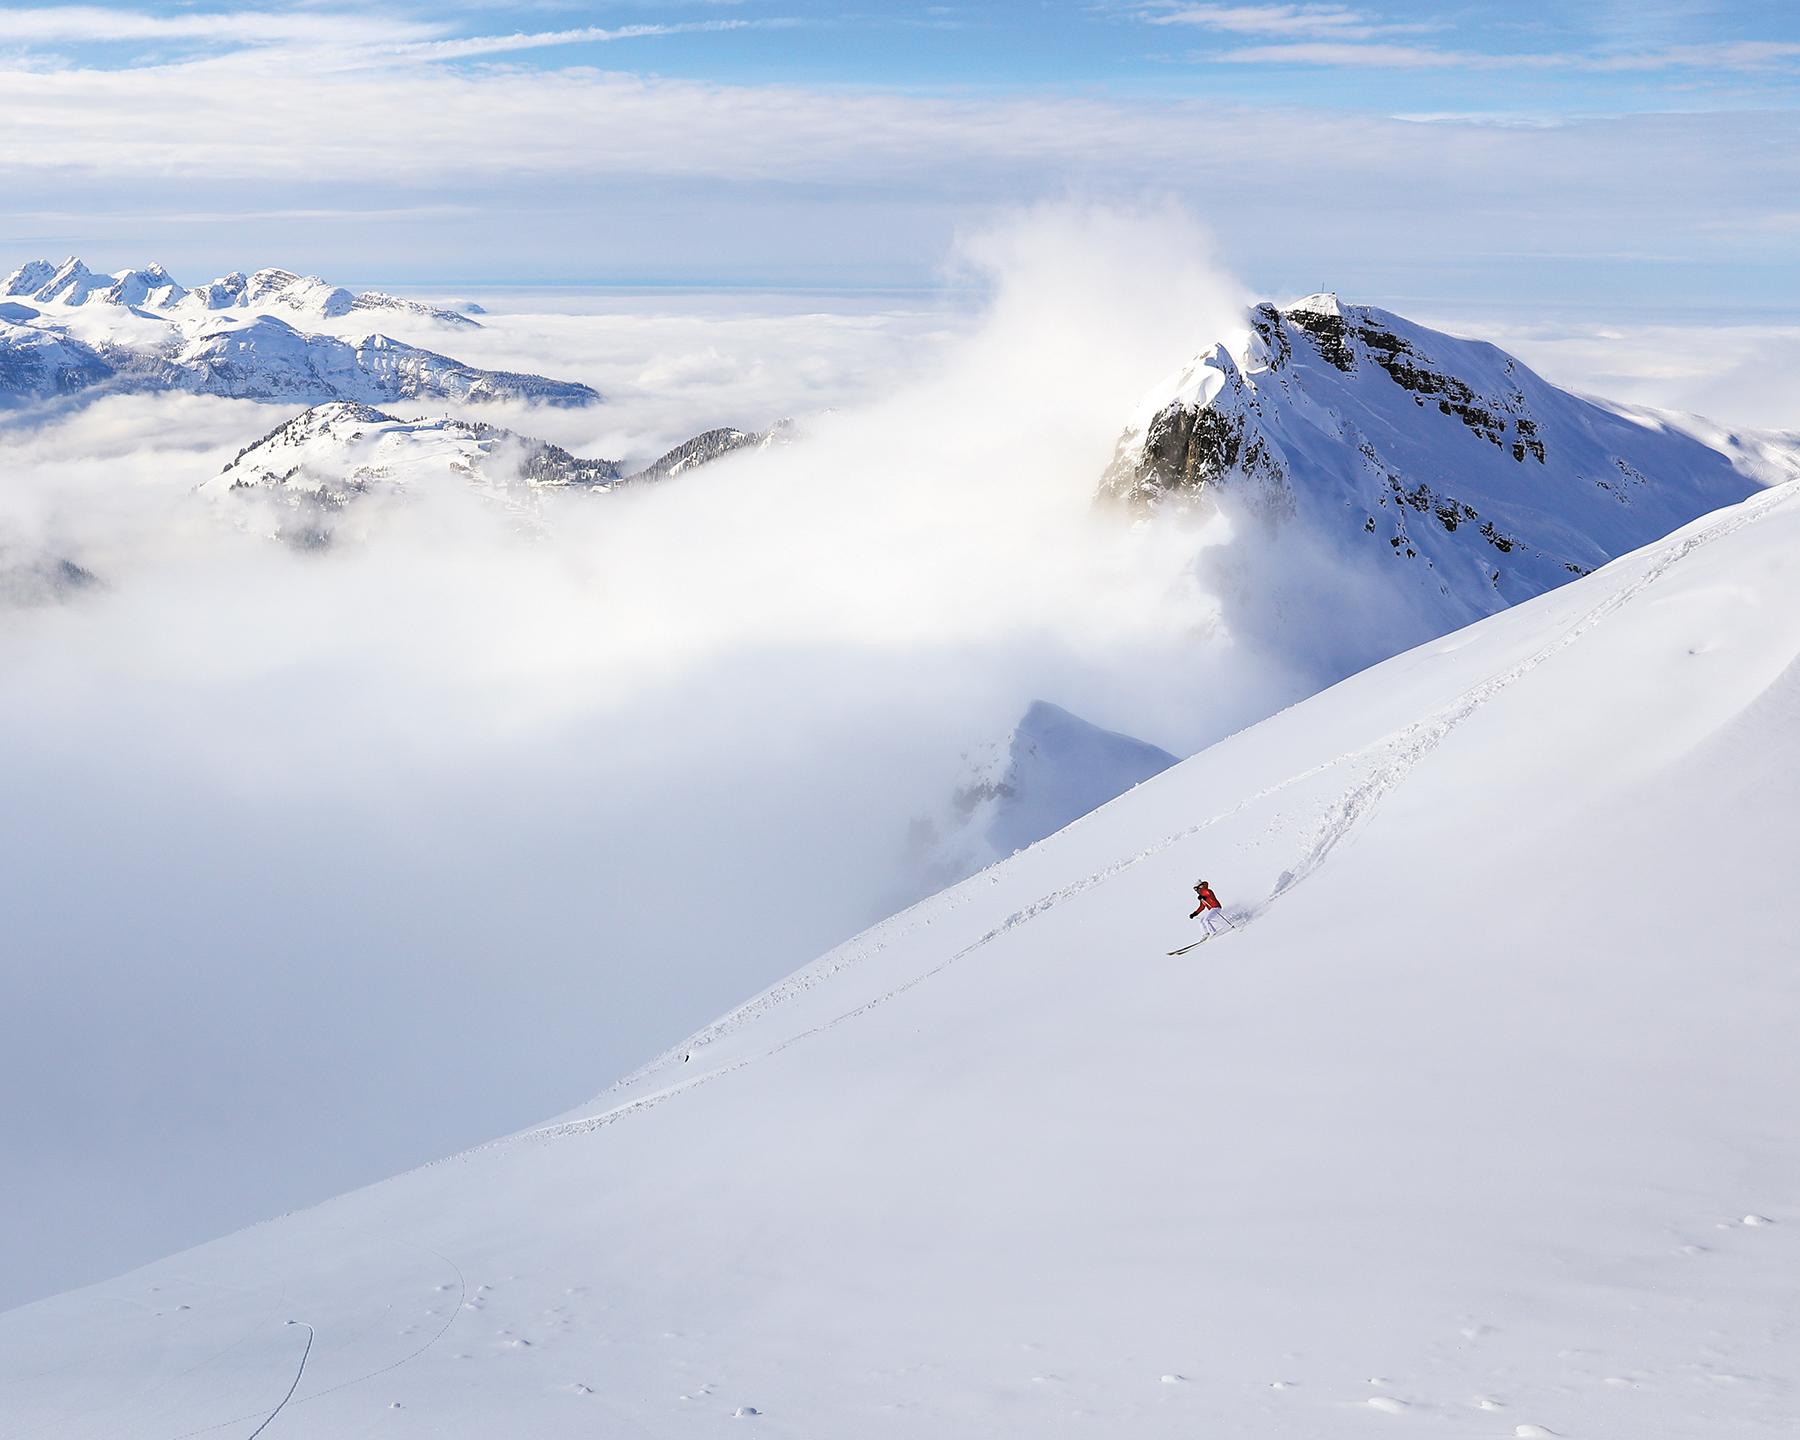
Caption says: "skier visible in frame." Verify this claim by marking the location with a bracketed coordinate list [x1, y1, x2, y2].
[1189, 879, 1229, 937]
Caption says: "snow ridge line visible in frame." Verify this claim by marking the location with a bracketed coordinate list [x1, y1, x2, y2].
[474, 486, 1793, 1160]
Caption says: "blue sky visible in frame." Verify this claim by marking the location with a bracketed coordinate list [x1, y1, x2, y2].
[27, 1, 1800, 106]
[1, 2, 1796, 307]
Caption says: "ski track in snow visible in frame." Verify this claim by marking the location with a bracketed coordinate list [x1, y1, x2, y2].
[444, 488, 1790, 1162]
[92, 1240, 469, 1440]
[281, 1243, 466, 1414]
[241, 1323, 309, 1440]
[1, 1277, 297, 1440]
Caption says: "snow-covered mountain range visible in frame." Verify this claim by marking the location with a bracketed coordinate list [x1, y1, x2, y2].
[0, 258, 594, 408]
[3, 257, 477, 327]
[6, 471, 1796, 1438]
[1101, 294, 1796, 669]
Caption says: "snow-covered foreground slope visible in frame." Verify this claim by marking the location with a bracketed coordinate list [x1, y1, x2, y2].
[6, 482, 1800, 1438]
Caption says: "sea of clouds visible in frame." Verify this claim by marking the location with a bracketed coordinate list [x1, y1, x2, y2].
[4, 203, 1792, 1313]
[0, 208, 1265, 1309]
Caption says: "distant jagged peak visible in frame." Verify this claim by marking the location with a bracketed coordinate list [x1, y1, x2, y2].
[101, 263, 187, 309]
[1, 258, 59, 296]
[31, 257, 105, 305]
[180, 266, 478, 327]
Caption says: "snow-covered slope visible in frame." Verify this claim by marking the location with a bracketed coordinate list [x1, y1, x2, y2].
[0, 319, 115, 400]
[2, 257, 476, 327]
[7, 476, 1797, 1438]
[915, 699, 1178, 889]
[1101, 295, 1785, 660]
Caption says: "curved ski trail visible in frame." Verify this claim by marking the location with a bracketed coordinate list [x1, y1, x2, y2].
[243, 1322, 310, 1440]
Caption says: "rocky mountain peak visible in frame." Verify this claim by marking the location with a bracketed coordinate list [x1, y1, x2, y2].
[1097, 297, 1769, 665]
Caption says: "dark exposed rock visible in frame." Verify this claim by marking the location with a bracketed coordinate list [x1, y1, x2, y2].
[1286, 307, 1355, 371]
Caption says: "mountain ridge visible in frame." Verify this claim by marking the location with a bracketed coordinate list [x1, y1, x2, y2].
[2, 256, 478, 328]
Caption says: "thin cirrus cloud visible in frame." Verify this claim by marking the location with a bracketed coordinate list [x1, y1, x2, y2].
[0, 5, 432, 47]
[387, 19, 794, 65]
[0, 5, 797, 69]
[1212, 38, 1800, 71]
[1136, 3, 1416, 40]
[1131, 2, 1800, 77]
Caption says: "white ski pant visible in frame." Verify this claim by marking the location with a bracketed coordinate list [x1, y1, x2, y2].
[1194, 908, 1228, 936]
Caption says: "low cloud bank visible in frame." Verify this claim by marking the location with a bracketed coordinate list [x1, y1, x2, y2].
[0, 206, 1473, 1310]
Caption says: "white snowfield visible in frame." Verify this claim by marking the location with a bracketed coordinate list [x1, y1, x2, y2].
[6, 482, 1799, 1438]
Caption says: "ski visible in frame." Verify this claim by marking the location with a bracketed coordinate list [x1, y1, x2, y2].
[1167, 937, 1214, 956]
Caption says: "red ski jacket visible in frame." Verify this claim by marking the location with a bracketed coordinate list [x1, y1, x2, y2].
[1190, 884, 1221, 917]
